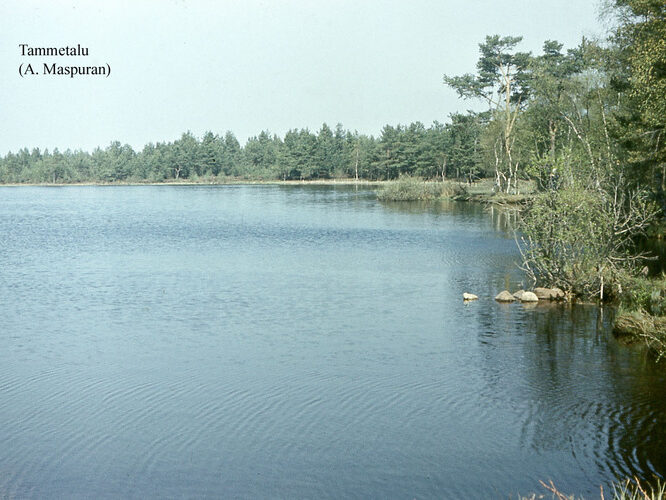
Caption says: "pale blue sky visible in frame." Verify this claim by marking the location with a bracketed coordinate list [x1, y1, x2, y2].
[0, 0, 604, 154]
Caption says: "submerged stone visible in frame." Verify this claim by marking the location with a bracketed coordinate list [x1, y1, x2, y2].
[520, 291, 539, 302]
[513, 289, 526, 300]
[463, 293, 478, 301]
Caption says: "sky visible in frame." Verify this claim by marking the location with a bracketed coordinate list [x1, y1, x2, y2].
[0, 0, 605, 155]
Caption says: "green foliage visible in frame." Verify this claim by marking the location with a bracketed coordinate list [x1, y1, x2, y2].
[441, 16, 665, 303]
[443, 112, 486, 181]
[519, 182, 658, 299]
[444, 35, 530, 106]
[618, 273, 666, 316]
[0, 119, 477, 184]
[444, 35, 532, 193]
[608, 0, 666, 206]
[520, 185, 612, 296]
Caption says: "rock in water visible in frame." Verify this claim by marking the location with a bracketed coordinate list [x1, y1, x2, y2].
[463, 293, 478, 301]
[513, 290, 526, 300]
[495, 290, 515, 302]
[534, 287, 565, 300]
[520, 291, 538, 302]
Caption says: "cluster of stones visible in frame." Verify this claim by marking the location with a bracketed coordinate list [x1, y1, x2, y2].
[495, 287, 565, 303]
[462, 287, 565, 303]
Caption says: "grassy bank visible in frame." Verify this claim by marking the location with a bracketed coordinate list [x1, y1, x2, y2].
[613, 274, 666, 360]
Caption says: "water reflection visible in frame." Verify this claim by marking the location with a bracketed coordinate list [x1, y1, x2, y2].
[486, 203, 521, 235]
[475, 301, 666, 492]
[381, 198, 520, 238]
[376, 191, 666, 493]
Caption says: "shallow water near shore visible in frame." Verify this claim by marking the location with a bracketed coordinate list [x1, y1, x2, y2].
[0, 185, 664, 498]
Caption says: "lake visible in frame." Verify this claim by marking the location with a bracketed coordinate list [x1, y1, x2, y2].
[0, 185, 664, 498]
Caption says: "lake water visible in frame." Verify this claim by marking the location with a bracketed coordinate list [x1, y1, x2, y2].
[0, 185, 664, 499]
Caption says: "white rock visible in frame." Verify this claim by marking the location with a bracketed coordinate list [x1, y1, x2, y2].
[495, 290, 515, 302]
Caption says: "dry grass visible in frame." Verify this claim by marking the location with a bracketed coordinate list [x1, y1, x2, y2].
[522, 477, 665, 500]
[613, 311, 666, 360]
[521, 477, 666, 500]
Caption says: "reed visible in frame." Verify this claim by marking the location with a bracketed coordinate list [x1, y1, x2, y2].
[522, 478, 665, 500]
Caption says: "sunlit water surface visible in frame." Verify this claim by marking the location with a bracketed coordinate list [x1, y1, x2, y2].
[0, 185, 664, 498]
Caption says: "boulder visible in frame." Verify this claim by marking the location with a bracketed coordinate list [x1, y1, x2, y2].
[534, 287, 565, 300]
[520, 291, 538, 302]
[463, 293, 478, 301]
[513, 289, 526, 300]
[495, 290, 515, 302]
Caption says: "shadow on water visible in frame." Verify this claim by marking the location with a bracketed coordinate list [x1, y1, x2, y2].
[475, 301, 666, 493]
[372, 191, 666, 492]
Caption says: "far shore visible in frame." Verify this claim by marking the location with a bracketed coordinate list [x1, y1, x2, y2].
[0, 178, 387, 187]
[0, 177, 535, 205]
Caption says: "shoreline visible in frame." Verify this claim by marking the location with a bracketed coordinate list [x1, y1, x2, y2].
[0, 177, 532, 206]
[0, 178, 387, 187]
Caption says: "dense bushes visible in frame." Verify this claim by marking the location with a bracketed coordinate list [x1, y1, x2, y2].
[518, 184, 658, 300]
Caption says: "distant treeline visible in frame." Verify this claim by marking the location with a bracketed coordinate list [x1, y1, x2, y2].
[0, 118, 486, 184]
[1, 0, 663, 212]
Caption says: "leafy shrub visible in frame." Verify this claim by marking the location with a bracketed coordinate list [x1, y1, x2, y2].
[518, 183, 658, 300]
[619, 273, 666, 316]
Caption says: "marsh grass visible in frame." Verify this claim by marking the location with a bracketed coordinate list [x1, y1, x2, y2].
[522, 477, 665, 500]
[376, 175, 462, 201]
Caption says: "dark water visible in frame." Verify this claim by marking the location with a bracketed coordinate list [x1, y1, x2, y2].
[0, 185, 664, 499]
